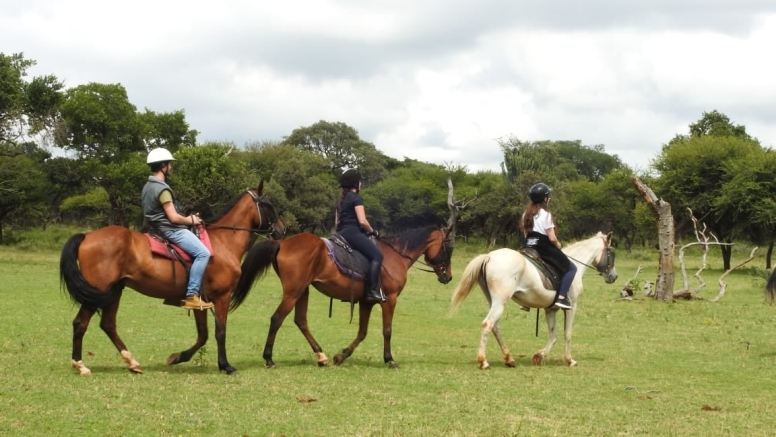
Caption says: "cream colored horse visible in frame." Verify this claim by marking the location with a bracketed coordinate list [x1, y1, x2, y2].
[451, 232, 617, 369]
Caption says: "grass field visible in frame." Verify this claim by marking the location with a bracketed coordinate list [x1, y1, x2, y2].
[1, 238, 775, 437]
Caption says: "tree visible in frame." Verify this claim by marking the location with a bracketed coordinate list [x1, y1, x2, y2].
[56, 82, 198, 227]
[0, 148, 46, 242]
[0, 52, 63, 155]
[282, 120, 392, 183]
[653, 111, 761, 269]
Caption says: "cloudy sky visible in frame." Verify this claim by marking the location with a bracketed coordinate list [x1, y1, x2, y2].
[3, 0, 775, 172]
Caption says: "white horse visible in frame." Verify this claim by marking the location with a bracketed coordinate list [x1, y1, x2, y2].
[451, 232, 617, 369]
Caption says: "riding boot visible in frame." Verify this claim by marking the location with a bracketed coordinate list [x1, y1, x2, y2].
[363, 260, 386, 303]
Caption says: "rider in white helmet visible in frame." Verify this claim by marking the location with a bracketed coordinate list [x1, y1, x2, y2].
[141, 148, 213, 310]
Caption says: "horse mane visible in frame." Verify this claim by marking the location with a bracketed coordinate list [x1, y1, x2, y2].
[381, 226, 438, 252]
[203, 191, 248, 224]
[565, 231, 605, 250]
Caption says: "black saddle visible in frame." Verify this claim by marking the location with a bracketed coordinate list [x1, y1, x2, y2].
[323, 233, 371, 280]
[519, 248, 561, 291]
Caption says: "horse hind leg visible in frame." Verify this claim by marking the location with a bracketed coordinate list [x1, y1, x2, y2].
[491, 320, 516, 367]
[71, 306, 97, 375]
[293, 288, 328, 366]
[477, 299, 507, 370]
[98, 291, 142, 374]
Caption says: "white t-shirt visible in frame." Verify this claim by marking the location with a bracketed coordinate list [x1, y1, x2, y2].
[532, 208, 554, 235]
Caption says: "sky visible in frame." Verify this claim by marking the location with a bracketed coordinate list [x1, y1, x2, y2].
[3, 0, 776, 173]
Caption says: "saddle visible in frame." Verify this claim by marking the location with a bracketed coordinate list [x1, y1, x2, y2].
[321, 233, 370, 281]
[145, 225, 214, 263]
[519, 248, 561, 291]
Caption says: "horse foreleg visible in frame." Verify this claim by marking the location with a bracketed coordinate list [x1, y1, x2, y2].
[98, 296, 142, 374]
[380, 301, 397, 368]
[533, 308, 559, 366]
[333, 302, 376, 366]
[562, 308, 577, 367]
[71, 306, 96, 375]
[166, 307, 208, 368]
[491, 320, 515, 367]
[211, 297, 237, 374]
[293, 288, 327, 366]
[263, 295, 297, 368]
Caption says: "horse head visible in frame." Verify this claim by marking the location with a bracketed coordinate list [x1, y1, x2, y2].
[594, 232, 617, 284]
[424, 226, 455, 284]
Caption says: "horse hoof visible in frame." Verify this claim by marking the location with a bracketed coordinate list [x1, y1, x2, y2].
[222, 366, 238, 375]
[505, 360, 516, 368]
[166, 353, 181, 366]
[265, 363, 276, 369]
[332, 354, 345, 366]
[387, 361, 400, 369]
[479, 361, 490, 370]
[532, 354, 543, 366]
[567, 359, 578, 367]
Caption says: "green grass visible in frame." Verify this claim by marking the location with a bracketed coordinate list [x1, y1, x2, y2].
[1, 241, 775, 437]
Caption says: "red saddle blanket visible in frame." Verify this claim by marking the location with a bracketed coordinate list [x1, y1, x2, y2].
[145, 226, 213, 262]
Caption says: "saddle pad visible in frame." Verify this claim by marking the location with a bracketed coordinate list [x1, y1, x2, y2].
[322, 236, 369, 280]
[145, 226, 213, 262]
[519, 248, 560, 291]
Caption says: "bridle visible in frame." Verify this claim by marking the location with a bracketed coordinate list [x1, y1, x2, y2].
[379, 228, 453, 278]
[568, 236, 615, 276]
[206, 189, 282, 238]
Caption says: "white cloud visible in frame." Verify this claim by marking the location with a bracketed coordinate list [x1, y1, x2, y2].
[3, 1, 776, 173]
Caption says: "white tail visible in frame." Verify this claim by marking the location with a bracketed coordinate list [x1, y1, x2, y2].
[450, 253, 490, 313]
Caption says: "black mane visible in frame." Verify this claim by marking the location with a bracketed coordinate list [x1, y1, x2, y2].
[203, 191, 248, 224]
[381, 226, 438, 252]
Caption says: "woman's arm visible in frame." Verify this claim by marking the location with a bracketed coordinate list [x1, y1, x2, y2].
[546, 227, 562, 249]
[162, 201, 202, 226]
[354, 205, 375, 234]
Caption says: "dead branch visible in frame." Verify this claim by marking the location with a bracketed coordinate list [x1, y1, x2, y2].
[711, 247, 758, 302]
[620, 266, 644, 300]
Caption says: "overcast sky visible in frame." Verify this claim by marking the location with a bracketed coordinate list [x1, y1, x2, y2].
[3, 0, 775, 172]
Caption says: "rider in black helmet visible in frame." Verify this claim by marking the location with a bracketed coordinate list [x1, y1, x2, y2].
[335, 169, 385, 303]
[520, 183, 576, 310]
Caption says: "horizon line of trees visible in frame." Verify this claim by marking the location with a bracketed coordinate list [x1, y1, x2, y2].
[3, 52, 775, 270]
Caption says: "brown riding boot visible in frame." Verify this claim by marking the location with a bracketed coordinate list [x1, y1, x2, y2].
[183, 294, 214, 310]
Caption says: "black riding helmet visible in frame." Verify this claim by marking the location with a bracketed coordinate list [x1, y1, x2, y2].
[339, 169, 362, 190]
[529, 183, 552, 204]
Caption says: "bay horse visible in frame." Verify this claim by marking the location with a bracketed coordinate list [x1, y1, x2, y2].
[450, 232, 617, 369]
[230, 225, 454, 368]
[60, 182, 285, 375]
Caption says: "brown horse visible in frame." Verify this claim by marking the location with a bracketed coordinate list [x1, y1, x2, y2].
[231, 225, 454, 368]
[60, 182, 285, 375]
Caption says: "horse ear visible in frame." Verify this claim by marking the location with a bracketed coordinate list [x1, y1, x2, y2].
[257, 179, 264, 195]
[606, 232, 613, 245]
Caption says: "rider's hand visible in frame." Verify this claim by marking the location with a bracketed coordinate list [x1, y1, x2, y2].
[370, 230, 379, 239]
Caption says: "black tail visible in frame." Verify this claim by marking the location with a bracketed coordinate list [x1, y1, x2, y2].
[766, 267, 776, 304]
[60, 233, 118, 309]
[230, 240, 280, 312]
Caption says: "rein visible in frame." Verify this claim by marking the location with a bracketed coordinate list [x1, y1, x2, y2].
[204, 190, 278, 237]
[567, 237, 613, 274]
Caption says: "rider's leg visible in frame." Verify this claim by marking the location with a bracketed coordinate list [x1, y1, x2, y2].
[554, 262, 577, 309]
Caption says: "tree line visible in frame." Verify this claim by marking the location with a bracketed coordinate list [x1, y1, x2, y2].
[2, 52, 775, 269]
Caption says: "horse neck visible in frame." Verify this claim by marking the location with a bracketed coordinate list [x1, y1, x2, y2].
[207, 195, 257, 255]
[564, 236, 604, 274]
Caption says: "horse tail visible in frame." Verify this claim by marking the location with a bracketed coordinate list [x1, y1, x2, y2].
[60, 233, 117, 309]
[450, 254, 490, 314]
[230, 239, 280, 312]
[766, 267, 776, 304]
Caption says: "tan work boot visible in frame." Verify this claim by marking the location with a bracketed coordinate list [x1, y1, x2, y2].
[183, 294, 214, 310]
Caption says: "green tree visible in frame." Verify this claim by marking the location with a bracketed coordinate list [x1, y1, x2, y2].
[653, 113, 761, 269]
[0, 149, 46, 242]
[0, 52, 63, 155]
[282, 120, 393, 183]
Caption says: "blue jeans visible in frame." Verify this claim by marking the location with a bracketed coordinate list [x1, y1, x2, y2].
[162, 228, 211, 297]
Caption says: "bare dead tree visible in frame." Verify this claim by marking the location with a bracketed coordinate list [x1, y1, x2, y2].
[631, 176, 675, 301]
[446, 176, 475, 244]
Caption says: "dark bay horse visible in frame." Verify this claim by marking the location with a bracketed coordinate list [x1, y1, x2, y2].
[766, 268, 776, 304]
[60, 183, 285, 375]
[451, 232, 617, 369]
[231, 225, 454, 368]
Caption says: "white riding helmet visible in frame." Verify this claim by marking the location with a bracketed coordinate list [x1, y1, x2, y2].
[146, 148, 176, 164]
